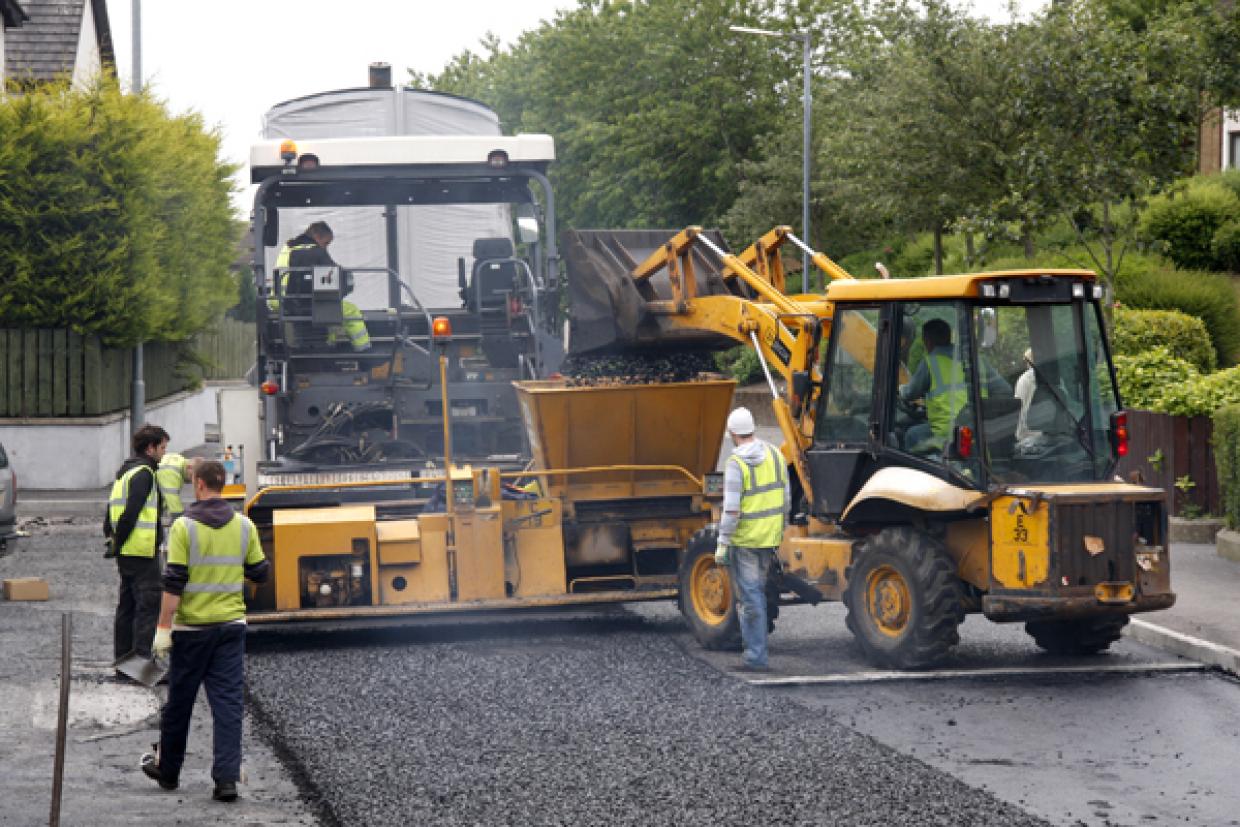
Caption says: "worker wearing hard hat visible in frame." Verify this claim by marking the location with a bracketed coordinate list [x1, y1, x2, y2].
[715, 406, 789, 672]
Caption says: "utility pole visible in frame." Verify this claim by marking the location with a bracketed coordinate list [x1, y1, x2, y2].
[130, 0, 144, 434]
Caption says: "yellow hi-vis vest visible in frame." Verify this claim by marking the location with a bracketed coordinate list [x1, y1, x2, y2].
[326, 299, 371, 351]
[729, 445, 787, 549]
[158, 453, 189, 518]
[925, 351, 967, 440]
[108, 466, 159, 558]
[168, 513, 264, 626]
[266, 242, 318, 311]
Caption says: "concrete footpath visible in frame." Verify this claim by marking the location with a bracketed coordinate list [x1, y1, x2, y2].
[1, 512, 317, 825]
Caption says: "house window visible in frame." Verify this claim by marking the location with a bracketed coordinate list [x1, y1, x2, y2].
[1231, 132, 1240, 169]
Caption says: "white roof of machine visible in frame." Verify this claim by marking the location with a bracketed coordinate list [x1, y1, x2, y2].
[250, 134, 555, 170]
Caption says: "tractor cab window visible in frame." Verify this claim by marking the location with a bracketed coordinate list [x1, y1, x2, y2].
[971, 301, 1119, 483]
[816, 306, 882, 444]
[891, 302, 985, 481]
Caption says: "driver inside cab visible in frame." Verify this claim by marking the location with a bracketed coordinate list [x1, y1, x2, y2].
[899, 319, 964, 451]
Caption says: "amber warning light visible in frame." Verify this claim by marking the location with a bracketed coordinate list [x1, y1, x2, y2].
[260, 381, 280, 396]
[279, 140, 298, 162]
[432, 316, 453, 340]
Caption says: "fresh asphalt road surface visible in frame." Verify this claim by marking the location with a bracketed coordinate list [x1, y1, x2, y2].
[244, 599, 1240, 827]
[633, 600, 1240, 826]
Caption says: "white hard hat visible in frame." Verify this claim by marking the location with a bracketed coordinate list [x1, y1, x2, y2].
[727, 407, 755, 436]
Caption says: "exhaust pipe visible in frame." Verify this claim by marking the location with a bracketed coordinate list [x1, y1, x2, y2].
[369, 62, 392, 89]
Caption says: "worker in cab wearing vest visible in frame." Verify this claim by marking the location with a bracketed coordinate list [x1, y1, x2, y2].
[269, 221, 371, 352]
[144, 460, 269, 803]
[106, 424, 170, 672]
[715, 407, 789, 672]
[900, 318, 966, 451]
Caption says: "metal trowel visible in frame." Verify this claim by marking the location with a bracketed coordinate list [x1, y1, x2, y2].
[112, 651, 168, 688]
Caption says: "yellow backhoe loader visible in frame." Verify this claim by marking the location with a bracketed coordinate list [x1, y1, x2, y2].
[564, 224, 1173, 666]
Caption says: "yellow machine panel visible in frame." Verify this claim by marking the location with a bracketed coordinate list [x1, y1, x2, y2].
[453, 507, 506, 601]
[271, 506, 378, 610]
[376, 520, 422, 564]
[990, 496, 1050, 588]
[504, 499, 568, 598]
[779, 532, 852, 601]
[382, 513, 452, 605]
[946, 520, 990, 591]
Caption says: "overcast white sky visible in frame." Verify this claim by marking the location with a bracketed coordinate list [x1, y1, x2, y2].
[103, 0, 1040, 216]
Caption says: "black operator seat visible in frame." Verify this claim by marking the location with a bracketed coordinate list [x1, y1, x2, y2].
[470, 237, 520, 315]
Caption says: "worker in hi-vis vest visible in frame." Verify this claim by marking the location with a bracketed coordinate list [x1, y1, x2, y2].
[157, 452, 194, 525]
[269, 221, 370, 352]
[714, 406, 789, 672]
[145, 460, 269, 803]
[105, 424, 170, 669]
[900, 318, 967, 451]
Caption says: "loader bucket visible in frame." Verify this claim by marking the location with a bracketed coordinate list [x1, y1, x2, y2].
[563, 228, 737, 355]
[514, 378, 735, 501]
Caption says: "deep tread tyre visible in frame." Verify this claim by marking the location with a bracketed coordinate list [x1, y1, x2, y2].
[678, 528, 777, 651]
[843, 527, 964, 669]
[1025, 615, 1129, 655]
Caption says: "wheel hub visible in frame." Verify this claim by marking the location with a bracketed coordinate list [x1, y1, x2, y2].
[691, 557, 732, 624]
[866, 564, 911, 637]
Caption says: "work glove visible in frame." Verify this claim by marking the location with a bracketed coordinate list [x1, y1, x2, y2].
[152, 627, 173, 660]
[714, 543, 730, 566]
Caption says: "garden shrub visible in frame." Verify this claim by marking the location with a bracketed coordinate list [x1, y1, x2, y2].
[1211, 220, 1240, 273]
[1110, 307, 1216, 372]
[1114, 347, 1200, 411]
[1115, 267, 1240, 366]
[0, 80, 238, 345]
[1139, 178, 1240, 271]
[715, 346, 764, 384]
[1213, 404, 1240, 529]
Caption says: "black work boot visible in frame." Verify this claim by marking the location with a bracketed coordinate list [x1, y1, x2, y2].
[213, 780, 238, 802]
[140, 754, 177, 791]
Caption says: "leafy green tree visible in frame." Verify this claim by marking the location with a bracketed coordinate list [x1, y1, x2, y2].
[420, 0, 867, 234]
[0, 80, 238, 345]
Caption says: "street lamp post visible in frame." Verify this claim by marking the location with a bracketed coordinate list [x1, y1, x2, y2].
[730, 25, 812, 293]
[130, 0, 145, 434]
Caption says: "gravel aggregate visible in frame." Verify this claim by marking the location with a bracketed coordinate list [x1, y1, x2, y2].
[561, 351, 717, 385]
[246, 611, 1050, 827]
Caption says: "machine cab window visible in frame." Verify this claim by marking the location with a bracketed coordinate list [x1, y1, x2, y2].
[889, 302, 987, 481]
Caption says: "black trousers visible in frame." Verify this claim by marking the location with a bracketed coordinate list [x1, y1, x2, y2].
[114, 554, 162, 660]
[159, 623, 246, 784]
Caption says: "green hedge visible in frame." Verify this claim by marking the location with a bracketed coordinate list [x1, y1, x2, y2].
[1110, 307, 1216, 372]
[1116, 346, 1240, 416]
[1115, 268, 1240, 367]
[1140, 177, 1240, 272]
[0, 80, 238, 346]
[1213, 405, 1240, 529]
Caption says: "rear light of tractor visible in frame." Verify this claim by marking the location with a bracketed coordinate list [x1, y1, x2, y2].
[1111, 411, 1129, 458]
[260, 381, 280, 396]
[509, 296, 524, 316]
[954, 425, 973, 459]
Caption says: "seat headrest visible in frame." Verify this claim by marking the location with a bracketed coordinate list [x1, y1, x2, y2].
[473, 237, 515, 260]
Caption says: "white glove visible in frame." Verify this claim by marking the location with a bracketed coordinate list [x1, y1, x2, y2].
[714, 543, 730, 566]
[152, 627, 173, 659]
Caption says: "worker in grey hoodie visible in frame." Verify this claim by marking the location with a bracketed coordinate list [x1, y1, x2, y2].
[715, 407, 789, 671]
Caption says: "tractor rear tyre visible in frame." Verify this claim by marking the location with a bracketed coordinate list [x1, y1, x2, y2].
[678, 528, 776, 651]
[1025, 615, 1129, 655]
[843, 526, 964, 669]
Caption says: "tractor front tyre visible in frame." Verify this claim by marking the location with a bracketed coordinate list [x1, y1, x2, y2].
[1025, 615, 1129, 655]
[843, 527, 964, 669]
[678, 528, 777, 651]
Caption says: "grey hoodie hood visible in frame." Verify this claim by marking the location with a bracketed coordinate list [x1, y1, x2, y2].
[183, 497, 237, 529]
[116, 455, 157, 479]
[732, 439, 774, 466]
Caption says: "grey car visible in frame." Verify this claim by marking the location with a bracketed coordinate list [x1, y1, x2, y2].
[0, 442, 16, 551]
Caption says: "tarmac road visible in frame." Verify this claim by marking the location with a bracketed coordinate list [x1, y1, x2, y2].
[6, 518, 1240, 826]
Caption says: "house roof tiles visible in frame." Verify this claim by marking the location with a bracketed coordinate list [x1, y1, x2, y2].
[5, 0, 113, 84]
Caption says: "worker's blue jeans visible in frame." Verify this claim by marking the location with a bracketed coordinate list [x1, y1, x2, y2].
[731, 546, 775, 667]
[159, 623, 246, 784]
